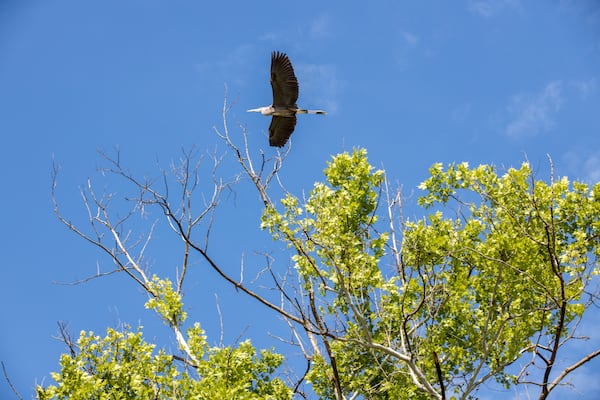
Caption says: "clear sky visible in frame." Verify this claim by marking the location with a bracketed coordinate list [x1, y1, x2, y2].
[1, 1, 599, 398]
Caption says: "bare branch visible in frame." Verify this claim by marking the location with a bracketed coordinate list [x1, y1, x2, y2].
[545, 348, 600, 395]
[52, 261, 125, 285]
[433, 351, 446, 400]
[56, 321, 77, 358]
[52, 162, 150, 292]
[1, 361, 23, 400]
[215, 294, 224, 347]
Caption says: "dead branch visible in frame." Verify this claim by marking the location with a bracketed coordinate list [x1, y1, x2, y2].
[1, 361, 23, 400]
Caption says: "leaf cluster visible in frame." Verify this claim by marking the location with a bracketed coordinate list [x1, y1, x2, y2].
[37, 322, 291, 400]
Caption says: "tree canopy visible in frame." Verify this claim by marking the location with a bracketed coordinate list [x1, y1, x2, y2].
[36, 123, 600, 399]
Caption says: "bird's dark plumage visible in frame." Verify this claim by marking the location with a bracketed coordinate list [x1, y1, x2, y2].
[269, 115, 297, 147]
[270, 52, 299, 108]
[269, 52, 299, 147]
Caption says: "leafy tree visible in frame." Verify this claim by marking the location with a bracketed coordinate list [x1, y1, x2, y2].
[37, 325, 289, 400]
[260, 152, 600, 399]
[37, 109, 599, 399]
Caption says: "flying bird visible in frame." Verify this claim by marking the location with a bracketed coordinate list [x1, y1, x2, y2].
[248, 51, 326, 147]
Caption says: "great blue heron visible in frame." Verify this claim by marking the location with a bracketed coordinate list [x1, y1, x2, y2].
[247, 51, 326, 147]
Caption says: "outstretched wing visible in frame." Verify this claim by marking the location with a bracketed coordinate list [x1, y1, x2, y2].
[270, 51, 299, 108]
[269, 116, 297, 147]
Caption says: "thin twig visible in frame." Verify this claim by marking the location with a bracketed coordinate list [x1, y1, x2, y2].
[1, 361, 23, 400]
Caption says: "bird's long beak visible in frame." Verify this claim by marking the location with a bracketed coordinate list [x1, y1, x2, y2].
[247, 108, 262, 113]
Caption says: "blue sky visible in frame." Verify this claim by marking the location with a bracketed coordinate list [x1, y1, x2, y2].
[1, 1, 600, 398]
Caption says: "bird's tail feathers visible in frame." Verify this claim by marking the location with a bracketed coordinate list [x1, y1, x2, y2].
[297, 109, 327, 115]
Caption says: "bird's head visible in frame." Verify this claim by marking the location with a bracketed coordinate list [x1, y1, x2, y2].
[247, 106, 272, 115]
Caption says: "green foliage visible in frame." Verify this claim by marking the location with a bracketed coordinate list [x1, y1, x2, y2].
[44, 148, 599, 400]
[262, 148, 387, 307]
[38, 275, 290, 400]
[36, 324, 291, 400]
[145, 275, 187, 326]
[37, 327, 177, 399]
[401, 162, 600, 392]
[264, 149, 416, 398]
[264, 153, 599, 398]
[306, 342, 430, 400]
